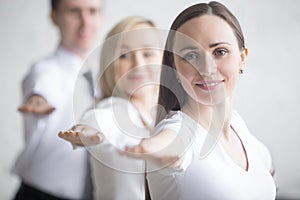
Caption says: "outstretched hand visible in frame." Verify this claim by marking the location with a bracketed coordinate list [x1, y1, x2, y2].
[58, 124, 102, 147]
[120, 130, 184, 167]
[18, 94, 55, 115]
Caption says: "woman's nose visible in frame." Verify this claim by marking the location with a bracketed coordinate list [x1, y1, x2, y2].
[132, 52, 146, 68]
[198, 53, 217, 76]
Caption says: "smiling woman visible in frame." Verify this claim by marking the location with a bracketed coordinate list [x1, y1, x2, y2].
[173, 14, 247, 106]
[122, 1, 276, 200]
[3, 0, 299, 199]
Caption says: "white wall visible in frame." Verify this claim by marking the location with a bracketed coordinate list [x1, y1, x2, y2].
[1, 0, 299, 199]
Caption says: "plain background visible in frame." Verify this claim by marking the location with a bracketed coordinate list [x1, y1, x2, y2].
[1, 0, 299, 199]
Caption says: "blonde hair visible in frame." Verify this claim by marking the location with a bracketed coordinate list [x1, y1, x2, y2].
[98, 16, 156, 100]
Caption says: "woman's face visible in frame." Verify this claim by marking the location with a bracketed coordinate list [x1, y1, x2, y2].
[114, 23, 162, 98]
[173, 15, 247, 105]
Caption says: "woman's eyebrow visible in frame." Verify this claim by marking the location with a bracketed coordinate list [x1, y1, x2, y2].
[178, 46, 198, 53]
[120, 44, 130, 50]
[209, 42, 231, 48]
[178, 42, 231, 52]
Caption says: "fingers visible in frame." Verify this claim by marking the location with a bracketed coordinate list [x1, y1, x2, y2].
[58, 130, 84, 146]
[18, 102, 37, 114]
[58, 130, 77, 138]
[18, 104, 28, 113]
[43, 106, 55, 115]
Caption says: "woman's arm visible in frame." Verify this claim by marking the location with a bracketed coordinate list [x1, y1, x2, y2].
[121, 129, 187, 167]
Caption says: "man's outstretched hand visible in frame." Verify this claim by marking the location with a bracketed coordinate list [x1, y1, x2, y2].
[18, 94, 55, 115]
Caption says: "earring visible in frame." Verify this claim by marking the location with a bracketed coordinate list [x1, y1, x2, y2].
[175, 74, 181, 83]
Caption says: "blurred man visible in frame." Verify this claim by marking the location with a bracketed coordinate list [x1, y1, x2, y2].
[13, 0, 104, 199]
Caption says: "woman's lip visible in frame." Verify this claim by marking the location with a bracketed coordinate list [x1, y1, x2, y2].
[194, 80, 224, 85]
[194, 80, 224, 91]
[127, 74, 146, 80]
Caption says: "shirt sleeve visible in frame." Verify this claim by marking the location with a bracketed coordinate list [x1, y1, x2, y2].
[80, 103, 142, 149]
[22, 62, 62, 107]
[149, 112, 195, 175]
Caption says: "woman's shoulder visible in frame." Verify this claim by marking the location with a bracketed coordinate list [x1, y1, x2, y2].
[154, 110, 200, 136]
[231, 110, 251, 136]
[96, 96, 128, 109]
[154, 111, 182, 133]
[95, 97, 141, 123]
[231, 110, 272, 170]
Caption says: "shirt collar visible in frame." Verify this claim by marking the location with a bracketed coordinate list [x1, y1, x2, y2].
[56, 45, 84, 70]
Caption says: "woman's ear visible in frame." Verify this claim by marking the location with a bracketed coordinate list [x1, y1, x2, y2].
[239, 47, 248, 73]
[241, 47, 248, 62]
[51, 10, 58, 26]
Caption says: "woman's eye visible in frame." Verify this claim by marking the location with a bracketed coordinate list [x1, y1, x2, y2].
[213, 49, 228, 57]
[182, 52, 199, 61]
[143, 51, 155, 58]
[119, 53, 131, 59]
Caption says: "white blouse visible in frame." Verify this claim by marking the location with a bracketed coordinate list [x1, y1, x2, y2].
[146, 110, 276, 200]
[81, 97, 153, 200]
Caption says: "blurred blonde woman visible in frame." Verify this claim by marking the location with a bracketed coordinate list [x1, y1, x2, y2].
[59, 16, 163, 200]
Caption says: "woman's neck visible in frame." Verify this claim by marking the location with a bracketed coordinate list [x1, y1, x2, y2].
[182, 97, 232, 137]
[130, 86, 158, 115]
